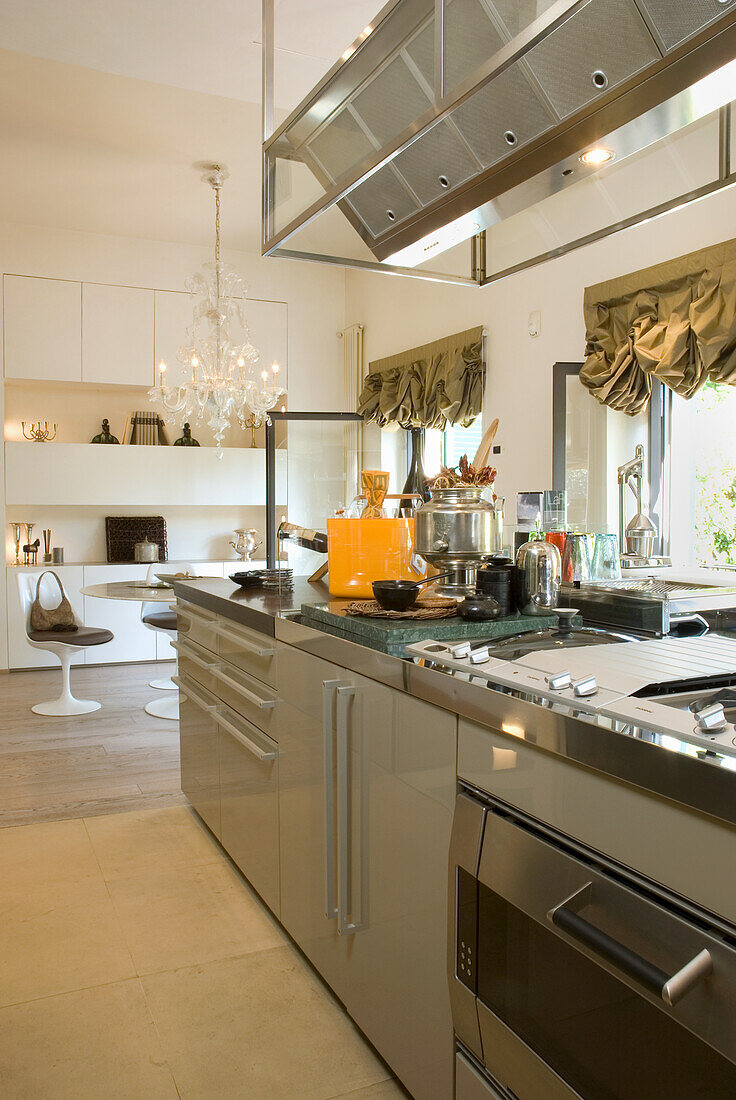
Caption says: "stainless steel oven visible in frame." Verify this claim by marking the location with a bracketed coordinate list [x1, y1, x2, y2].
[450, 790, 736, 1099]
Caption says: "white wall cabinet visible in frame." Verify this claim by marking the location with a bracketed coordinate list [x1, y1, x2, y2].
[82, 284, 154, 387]
[82, 564, 157, 665]
[7, 565, 86, 669]
[154, 290, 196, 384]
[4, 275, 81, 382]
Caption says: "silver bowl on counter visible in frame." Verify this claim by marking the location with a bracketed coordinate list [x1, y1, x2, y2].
[414, 486, 500, 597]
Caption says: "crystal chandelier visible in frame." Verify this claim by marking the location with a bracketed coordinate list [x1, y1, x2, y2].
[149, 164, 285, 455]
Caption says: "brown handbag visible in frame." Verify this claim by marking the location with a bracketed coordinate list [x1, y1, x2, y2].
[30, 572, 78, 632]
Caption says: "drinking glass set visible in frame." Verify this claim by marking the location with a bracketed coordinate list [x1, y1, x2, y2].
[545, 531, 620, 584]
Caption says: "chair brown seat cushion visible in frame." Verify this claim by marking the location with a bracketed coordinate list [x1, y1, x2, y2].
[142, 611, 178, 632]
[28, 625, 114, 647]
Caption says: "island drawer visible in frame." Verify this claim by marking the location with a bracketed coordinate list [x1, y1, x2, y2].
[177, 599, 218, 655]
[218, 702, 280, 916]
[172, 636, 219, 695]
[209, 656, 278, 737]
[214, 616, 278, 689]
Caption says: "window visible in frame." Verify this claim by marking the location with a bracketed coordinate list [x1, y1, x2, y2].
[425, 419, 484, 476]
[667, 381, 736, 568]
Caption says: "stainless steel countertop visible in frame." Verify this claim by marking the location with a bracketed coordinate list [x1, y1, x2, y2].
[174, 577, 736, 831]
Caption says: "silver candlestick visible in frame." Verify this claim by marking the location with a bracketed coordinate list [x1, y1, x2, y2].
[9, 523, 22, 566]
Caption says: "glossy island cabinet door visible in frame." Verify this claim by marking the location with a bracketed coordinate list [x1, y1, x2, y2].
[277, 644, 456, 1100]
[277, 646, 353, 996]
[343, 671, 457, 1100]
[218, 703, 280, 918]
[178, 674, 221, 839]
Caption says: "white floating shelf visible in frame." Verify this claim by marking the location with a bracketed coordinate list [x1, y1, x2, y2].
[5, 442, 287, 507]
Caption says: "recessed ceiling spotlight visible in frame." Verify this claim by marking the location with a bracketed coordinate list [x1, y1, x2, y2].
[579, 147, 616, 167]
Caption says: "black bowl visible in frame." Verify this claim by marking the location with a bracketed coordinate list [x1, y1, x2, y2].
[372, 579, 420, 612]
[229, 571, 264, 589]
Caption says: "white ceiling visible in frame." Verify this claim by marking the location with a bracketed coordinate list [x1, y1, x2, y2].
[0, 0, 378, 109]
[0, 1, 379, 250]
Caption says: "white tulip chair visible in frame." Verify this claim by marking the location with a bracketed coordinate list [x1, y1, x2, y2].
[17, 571, 113, 716]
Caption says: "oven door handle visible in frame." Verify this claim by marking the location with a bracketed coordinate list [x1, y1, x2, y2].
[548, 883, 713, 1006]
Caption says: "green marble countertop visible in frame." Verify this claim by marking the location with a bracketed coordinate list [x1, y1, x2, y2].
[301, 601, 572, 656]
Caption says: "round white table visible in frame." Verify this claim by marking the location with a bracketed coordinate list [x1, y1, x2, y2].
[80, 580, 180, 720]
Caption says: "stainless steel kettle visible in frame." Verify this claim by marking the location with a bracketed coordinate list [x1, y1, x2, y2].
[516, 538, 561, 615]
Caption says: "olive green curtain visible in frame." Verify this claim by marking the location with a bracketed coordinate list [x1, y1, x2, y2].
[581, 238, 736, 416]
[357, 326, 485, 429]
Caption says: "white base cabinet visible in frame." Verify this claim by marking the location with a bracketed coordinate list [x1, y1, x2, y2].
[83, 564, 157, 665]
[5, 561, 266, 670]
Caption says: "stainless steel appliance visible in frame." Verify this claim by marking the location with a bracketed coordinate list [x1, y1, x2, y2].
[617, 444, 665, 568]
[264, 0, 736, 265]
[516, 538, 561, 615]
[415, 487, 499, 597]
[450, 789, 736, 1099]
[408, 633, 736, 758]
[559, 576, 736, 636]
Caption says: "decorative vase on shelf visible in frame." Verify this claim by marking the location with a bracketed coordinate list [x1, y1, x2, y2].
[90, 419, 119, 444]
[173, 423, 200, 447]
[400, 427, 431, 516]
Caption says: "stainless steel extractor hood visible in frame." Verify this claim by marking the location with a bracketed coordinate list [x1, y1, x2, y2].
[262, 0, 736, 279]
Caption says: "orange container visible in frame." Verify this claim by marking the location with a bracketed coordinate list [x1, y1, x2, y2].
[326, 517, 426, 598]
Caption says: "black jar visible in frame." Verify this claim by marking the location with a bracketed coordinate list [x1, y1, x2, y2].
[477, 558, 514, 617]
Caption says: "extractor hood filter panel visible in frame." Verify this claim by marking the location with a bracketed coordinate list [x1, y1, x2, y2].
[352, 55, 431, 146]
[638, 0, 736, 53]
[307, 108, 375, 183]
[440, 0, 507, 92]
[405, 0, 506, 92]
[347, 164, 419, 236]
[392, 120, 479, 204]
[526, 0, 661, 121]
[452, 62, 556, 168]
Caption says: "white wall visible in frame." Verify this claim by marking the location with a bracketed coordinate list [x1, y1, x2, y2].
[345, 185, 736, 531]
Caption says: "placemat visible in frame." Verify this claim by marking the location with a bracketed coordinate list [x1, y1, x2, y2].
[345, 597, 457, 620]
[105, 516, 168, 563]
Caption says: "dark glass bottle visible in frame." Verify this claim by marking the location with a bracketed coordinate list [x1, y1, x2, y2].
[400, 427, 431, 516]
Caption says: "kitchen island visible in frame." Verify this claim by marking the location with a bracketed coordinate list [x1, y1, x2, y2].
[173, 575, 736, 1100]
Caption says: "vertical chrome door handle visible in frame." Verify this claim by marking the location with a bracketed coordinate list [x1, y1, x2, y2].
[322, 680, 344, 920]
[336, 684, 368, 936]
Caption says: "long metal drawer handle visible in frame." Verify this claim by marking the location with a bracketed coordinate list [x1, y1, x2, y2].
[337, 684, 367, 937]
[211, 665, 276, 710]
[548, 884, 713, 1007]
[215, 708, 277, 762]
[322, 680, 343, 920]
[172, 675, 217, 713]
[171, 639, 218, 672]
[178, 602, 215, 625]
[214, 621, 275, 658]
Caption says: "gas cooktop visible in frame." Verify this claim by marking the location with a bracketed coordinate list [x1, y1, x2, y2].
[408, 634, 736, 759]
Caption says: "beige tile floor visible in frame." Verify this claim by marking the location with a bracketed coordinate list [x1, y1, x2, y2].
[0, 805, 407, 1099]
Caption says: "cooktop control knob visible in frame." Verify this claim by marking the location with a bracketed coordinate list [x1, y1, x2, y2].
[451, 642, 471, 659]
[572, 675, 598, 698]
[470, 647, 490, 665]
[546, 670, 572, 691]
[696, 703, 728, 732]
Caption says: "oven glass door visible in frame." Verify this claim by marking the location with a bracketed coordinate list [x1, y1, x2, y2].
[463, 806, 736, 1100]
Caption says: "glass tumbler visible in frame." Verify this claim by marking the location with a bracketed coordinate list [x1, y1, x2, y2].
[591, 533, 621, 581]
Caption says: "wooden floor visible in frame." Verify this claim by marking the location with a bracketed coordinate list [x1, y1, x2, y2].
[0, 661, 186, 827]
